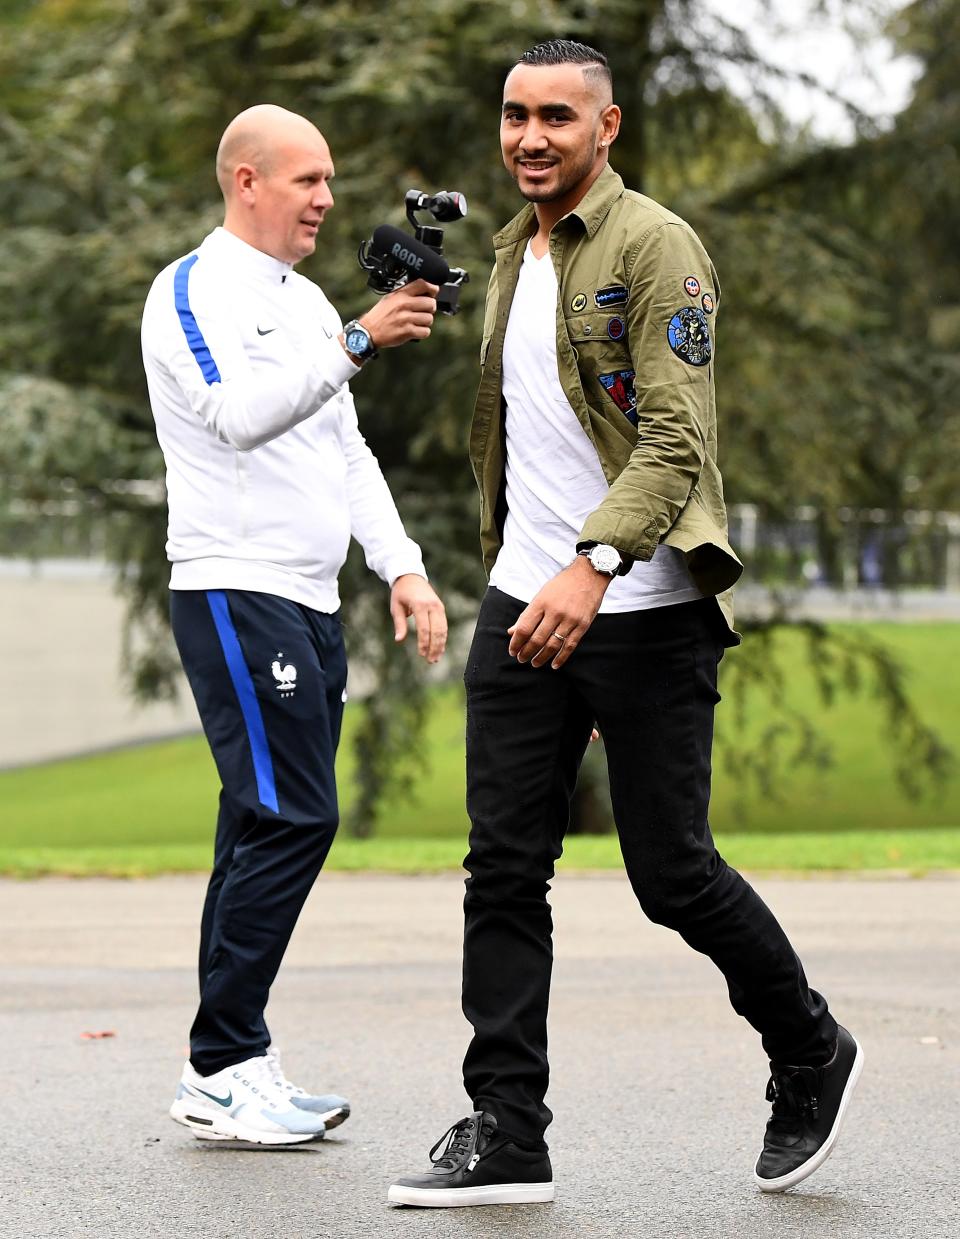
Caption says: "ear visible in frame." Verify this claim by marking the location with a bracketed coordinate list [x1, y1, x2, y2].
[234, 162, 258, 205]
[599, 104, 621, 150]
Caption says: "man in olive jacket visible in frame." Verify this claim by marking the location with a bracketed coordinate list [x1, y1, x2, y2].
[389, 40, 862, 1209]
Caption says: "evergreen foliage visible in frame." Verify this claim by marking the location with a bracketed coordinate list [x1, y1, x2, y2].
[1, 0, 955, 831]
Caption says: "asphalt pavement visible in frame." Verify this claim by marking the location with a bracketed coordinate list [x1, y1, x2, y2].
[3, 872, 957, 1239]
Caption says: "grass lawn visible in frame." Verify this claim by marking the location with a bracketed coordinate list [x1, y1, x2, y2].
[2, 622, 957, 876]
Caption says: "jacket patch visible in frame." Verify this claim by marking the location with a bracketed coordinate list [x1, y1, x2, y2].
[701, 292, 714, 314]
[570, 292, 588, 312]
[683, 275, 701, 297]
[599, 370, 637, 424]
[594, 285, 628, 308]
[606, 315, 626, 340]
[667, 307, 712, 367]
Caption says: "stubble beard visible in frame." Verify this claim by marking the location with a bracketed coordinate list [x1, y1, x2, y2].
[514, 135, 600, 204]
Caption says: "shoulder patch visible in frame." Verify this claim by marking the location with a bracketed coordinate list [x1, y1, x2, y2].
[595, 285, 628, 308]
[683, 275, 701, 298]
[667, 307, 712, 367]
[701, 292, 714, 314]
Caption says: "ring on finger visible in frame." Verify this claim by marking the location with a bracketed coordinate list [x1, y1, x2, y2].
[551, 631, 567, 643]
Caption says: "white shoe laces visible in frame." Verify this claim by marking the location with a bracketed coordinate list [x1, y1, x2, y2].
[265, 1045, 308, 1098]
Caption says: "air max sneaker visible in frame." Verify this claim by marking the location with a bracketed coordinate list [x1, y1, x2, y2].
[755, 1025, 864, 1192]
[388, 1112, 554, 1208]
[169, 1055, 327, 1145]
[264, 1044, 351, 1130]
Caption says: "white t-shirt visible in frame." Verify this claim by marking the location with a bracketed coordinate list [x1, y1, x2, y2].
[141, 227, 426, 613]
[489, 242, 702, 613]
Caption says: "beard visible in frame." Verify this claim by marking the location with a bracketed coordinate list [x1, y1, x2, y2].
[514, 133, 600, 203]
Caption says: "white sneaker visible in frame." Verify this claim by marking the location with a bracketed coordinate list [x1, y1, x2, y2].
[169, 1055, 327, 1144]
[265, 1044, 351, 1130]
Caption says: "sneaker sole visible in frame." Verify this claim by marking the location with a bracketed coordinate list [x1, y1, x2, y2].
[307, 1104, 349, 1131]
[755, 1037, 865, 1193]
[169, 1099, 319, 1146]
[387, 1182, 554, 1208]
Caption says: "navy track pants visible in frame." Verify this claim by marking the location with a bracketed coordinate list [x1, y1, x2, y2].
[170, 588, 346, 1075]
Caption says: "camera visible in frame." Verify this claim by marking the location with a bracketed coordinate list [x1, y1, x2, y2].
[358, 189, 470, 316]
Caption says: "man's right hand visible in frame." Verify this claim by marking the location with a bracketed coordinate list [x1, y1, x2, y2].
[359, 279, 439, 348]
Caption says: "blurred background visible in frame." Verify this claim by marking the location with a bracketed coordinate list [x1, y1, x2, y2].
[1, 0, 958, 871]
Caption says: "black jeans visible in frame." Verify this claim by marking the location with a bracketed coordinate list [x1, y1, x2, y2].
[461, 587, 837, 1149]
[171, 589, 346, 1075]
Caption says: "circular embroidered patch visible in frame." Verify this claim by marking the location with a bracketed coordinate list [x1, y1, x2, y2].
[667, 307, 712, 367]
[684, 275, 701, 298]
[607, 315, 626, 340]
[701, 292, 714, 314]
[571, 293, 587, 313]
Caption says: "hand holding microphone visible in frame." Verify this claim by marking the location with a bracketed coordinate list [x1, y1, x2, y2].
[360, 277, 439, 349]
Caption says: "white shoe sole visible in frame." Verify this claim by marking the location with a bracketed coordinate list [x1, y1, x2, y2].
[169, 1098, 318, 1145]
[387, 1182, 554, 1208]
[755, 1038, 865, 1193]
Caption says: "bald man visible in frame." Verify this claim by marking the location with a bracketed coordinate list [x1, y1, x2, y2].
[388, 40, 860, 1207]
[142, 104, 447, 1146]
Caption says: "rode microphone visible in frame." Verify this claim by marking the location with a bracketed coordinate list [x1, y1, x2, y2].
[367, 225, 450, 287]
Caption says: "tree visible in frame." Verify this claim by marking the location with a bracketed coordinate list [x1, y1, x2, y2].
[0, 0, 953, 833]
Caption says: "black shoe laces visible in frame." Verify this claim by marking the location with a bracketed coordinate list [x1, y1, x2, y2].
[765, 1067, 820, 1123]
[429, 1113, 492, 1172]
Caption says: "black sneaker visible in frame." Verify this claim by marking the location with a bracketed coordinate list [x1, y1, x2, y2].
[755, 1025, 864, 1193]
[387, 1111, 554, 1207]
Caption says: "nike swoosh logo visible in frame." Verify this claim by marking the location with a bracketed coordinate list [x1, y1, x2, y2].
[257, 326, 277, 336]
[190, 1085, 233, 1107]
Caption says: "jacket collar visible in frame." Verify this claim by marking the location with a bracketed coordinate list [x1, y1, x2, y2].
[202, 226, 294, 283]
[493, 164, 625, 251]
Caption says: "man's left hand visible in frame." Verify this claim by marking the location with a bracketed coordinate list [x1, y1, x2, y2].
[390, 574, 448, 664]
[508, 556, 612, 669]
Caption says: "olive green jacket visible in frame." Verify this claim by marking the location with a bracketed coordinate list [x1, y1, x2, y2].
[469, 164, 741, 631]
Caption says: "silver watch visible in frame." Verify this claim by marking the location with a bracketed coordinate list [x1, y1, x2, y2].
[578, 544, 622, 576]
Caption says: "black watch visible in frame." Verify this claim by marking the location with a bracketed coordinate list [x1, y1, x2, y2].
[342, 319, 378, 363]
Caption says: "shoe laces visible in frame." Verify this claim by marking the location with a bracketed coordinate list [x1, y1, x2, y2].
[429, 1113, 494, 1172]
[228, 1055, 285, 1111]
[765, 1066, 820, 1122]
[264, 1045, 307, 1098]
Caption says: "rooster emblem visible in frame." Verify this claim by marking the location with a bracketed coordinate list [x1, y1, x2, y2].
[271, 656, 297, 698]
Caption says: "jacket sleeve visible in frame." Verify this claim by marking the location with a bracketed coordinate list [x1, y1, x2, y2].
[339, 388, 428, 587]
[143, 263, 359, 453]
[578, 221, 719, 560]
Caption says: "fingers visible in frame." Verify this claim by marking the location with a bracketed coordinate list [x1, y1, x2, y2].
[389, 595, 408, 644]
[510, 612, 583, 669]
[404, 279, 440, 296]
[411, 598, 447, 663]
[391, 579, 448, 664]
[361, 282, 438, 347]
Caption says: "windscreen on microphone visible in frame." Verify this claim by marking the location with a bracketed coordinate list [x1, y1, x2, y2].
[370, 224, 450, 286]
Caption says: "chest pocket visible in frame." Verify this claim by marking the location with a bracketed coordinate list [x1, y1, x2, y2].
[564, 308, 631, 353]
[562, 308, 637, 428]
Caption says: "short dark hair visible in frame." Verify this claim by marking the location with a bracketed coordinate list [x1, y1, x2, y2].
[516, 39, 612, 94]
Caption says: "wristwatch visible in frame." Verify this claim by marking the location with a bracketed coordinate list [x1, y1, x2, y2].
[342, 319, 378, 364]
[577, 543, 623, 576]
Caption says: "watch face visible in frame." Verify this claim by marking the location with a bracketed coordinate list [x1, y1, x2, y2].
[590, 545, 621, 574]
[346, 327, 371, 355]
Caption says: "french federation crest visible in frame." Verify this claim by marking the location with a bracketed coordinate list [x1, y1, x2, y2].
[599, 369, 638, 425]
[667, 307, 712, 367]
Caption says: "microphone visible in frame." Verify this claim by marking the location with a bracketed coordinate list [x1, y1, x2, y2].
[369, 224, 450, 287]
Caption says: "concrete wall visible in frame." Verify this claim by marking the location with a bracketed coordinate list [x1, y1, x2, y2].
[0, 560, 199, 768]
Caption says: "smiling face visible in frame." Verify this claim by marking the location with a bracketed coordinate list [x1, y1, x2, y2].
[500, 62, 620, 222]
